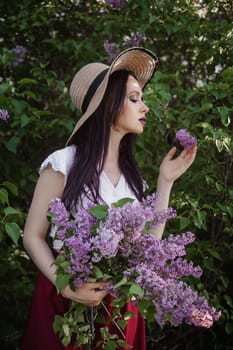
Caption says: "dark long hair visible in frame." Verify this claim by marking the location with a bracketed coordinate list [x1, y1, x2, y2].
[62, 70, 144, 210]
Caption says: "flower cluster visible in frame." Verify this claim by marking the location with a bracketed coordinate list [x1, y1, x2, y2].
[105, 0, 127, 7]
[123, 32, 146, 47]
[49, 194, 221, 347]
[9, 45, 26, 67]
[176, 129, 197, 150]
[103, 32, 145, 63]
[0, 109, 10, 121]
[103, 41, 119, 63]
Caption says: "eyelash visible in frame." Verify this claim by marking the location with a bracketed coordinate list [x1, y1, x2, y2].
[129, 96, 138, 103]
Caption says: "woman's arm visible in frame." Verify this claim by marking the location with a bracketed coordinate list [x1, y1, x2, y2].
[153, 145, 197, 239]
[23, 167, 64, 284]
[23, 167, 108, 306]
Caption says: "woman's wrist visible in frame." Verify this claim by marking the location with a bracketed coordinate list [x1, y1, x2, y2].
[157, 174, 174, 191]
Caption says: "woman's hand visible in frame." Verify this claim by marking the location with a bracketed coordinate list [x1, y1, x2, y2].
[159, 145, 197, 185]
[153, 145, 197, 239]
[61, 281, 110, 307]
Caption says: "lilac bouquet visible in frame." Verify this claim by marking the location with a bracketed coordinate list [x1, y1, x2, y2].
[49, 194, 221, 348]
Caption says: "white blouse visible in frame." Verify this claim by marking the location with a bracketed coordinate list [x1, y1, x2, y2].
[39, 145, 137, 208]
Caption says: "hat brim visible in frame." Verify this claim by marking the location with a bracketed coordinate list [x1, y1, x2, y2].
[67, 47, 158, 145]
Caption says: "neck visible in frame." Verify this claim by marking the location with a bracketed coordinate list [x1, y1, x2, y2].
[103, 127, 124, 176]
[106, 127, 124, 162]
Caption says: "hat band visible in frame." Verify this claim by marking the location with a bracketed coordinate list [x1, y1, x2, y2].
[82, 68, 109, 113]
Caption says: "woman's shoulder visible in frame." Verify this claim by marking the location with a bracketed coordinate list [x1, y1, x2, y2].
[39, 145, 77, 177]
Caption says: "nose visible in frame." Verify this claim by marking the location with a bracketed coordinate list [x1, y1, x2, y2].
[141, 101, 149, 113]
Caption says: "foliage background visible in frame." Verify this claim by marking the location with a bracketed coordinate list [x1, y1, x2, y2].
[0, 0, 232, 349]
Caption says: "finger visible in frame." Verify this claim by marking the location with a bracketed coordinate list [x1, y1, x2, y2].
[165, 146, 177, 160]
[88, 281, 110, 289]
[179, 149, 189, 159]
[185, 145, 197, 162]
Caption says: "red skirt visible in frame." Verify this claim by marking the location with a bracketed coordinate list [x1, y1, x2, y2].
[20, 273, 146, 350]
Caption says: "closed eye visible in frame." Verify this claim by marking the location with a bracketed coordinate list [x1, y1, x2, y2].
[129, 96, 138, 103]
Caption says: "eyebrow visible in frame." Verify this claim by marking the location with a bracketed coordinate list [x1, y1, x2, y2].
[128, 89, 143, 96]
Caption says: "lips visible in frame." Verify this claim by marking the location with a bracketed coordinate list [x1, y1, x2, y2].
[139, 117, 147, 126]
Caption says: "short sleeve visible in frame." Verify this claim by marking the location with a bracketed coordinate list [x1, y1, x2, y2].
[39, 145, 76, 184]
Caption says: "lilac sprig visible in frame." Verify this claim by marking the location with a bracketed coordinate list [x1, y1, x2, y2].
[123, 32, 145, 47]
[9, 45, 26, 67]
[103, 41, 120, 63]
[0, 109, 10, 121]
[105, 0, 127, 7]
[176, 129, 197, 150]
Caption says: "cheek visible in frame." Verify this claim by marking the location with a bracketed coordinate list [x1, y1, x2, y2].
[114, 114, 125, 129]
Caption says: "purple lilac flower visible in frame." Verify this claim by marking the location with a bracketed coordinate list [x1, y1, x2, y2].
[91, 225, 123, 262]
[160, 231, 196, 260]
[163, 257, 202, 279]
[9, 45, 26, 67]
[105, 0, 127, 7]
[123, 32, 145, 47]
[0, 109, 10, 121]
[66, 234, 92, 287]
[191, 308, 221, 328]
[75, 205, 98, 240]
[150, 207, 177, 230]
[49, 198, 69, 226]
[103, 41, 120, 63]
[176, 129, 197, 150]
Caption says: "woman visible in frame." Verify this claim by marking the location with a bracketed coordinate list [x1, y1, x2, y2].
[21, 47, 197, 349]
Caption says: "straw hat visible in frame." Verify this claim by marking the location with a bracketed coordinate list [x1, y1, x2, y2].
[67, 47, 158, 144]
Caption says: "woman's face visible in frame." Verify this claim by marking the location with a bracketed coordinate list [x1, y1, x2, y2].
[113, 75, 149, 135]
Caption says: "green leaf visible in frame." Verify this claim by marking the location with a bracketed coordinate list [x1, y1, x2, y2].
[0, 189, 9, 205]
[137, 299, 151, 315]
[117, 319, 127, 330]
[55, 273, 70, 292]
[207, 248, 222, 261]
[92, 265, 104, 279]
[5, 136, 20, 154]
[0, 81, 11, 94]
[149, 15, 157, 24]
[219, 276, 229, 289]
[123, 311, 135, 321]
[110, 298, 126, 308]
[103, 340, 117, 350]
[224, 295, 233, 307]
[179, 217, 190, 230]
[21, 114, 31, 128]
[5, 222, 21, 245]
[4, 206, 22, 216]
[129, 283, 144, 296]
[89, 205, 108, 219]
[111, 197, 134, 208]
[116, 339, 132, 348]
[62, 324, 70, 337]
[113, 276, 128, 289]
[225, 321, 233, 335]
[53, 315, 65, 332]
[217, 106, 231, 127]
[18, 78, 37, 85]
[2, 181, 18, 196]
[54, 254, 67, 265]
